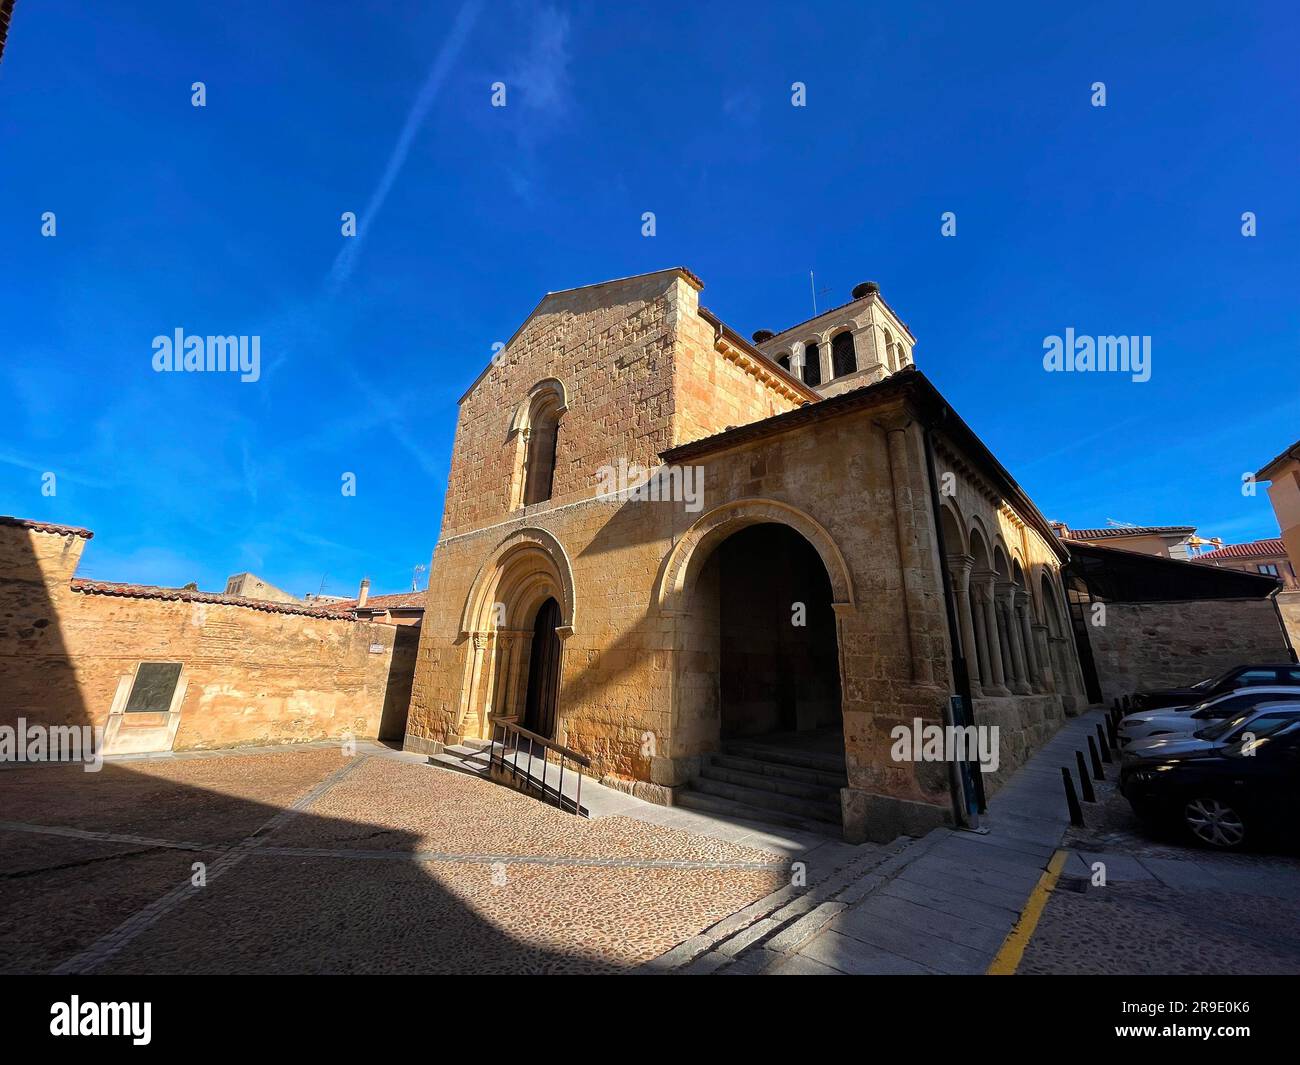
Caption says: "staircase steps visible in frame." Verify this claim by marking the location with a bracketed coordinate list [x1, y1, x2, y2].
[677, 739, 850, 830]
[639, 833, 927, 974]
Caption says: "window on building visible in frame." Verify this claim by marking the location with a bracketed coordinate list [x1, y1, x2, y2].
[125, 662, 183, 713]
[776, 353, 791, 372]
[1257, 563, 1281, 576]
[522, 399, 562, 505]
[831, 332, 856, 378]
[802, 342, 822, 387]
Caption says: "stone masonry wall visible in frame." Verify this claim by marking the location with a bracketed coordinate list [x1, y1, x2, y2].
[0, 523, 415, 750]
[1085, 597, 1294, 705]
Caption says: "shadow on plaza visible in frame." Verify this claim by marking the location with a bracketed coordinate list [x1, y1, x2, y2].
[0, 529, 607, 976]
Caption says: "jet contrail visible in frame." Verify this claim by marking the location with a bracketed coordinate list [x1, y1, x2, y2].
[328, 0, 483, 292]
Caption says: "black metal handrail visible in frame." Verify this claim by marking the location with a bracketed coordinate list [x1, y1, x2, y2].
[487, 716, 590, 815]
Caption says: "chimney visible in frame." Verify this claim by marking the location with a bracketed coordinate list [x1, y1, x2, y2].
[357, 578, 370, 608]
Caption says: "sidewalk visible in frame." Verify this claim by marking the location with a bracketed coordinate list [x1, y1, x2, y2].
[647, 707, 1109, 974]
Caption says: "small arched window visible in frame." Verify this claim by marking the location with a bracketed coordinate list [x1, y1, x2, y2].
[523, 395, 561, 505]
[831, 332, 856, 378]
[802, 341, 822, 387]
[776, 353, 791, 372]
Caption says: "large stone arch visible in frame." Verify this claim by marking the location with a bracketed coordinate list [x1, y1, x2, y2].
[654, 498, 854, 617]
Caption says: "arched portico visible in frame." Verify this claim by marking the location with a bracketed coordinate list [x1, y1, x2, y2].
[652, 500, 853, 816]
[654, 498, 854, 617]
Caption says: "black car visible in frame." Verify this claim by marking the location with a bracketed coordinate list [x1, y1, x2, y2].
[1120, 706, 1300, 850]
[1131, 663, 1300, 711]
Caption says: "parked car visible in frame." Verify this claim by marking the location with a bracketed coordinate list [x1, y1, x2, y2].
[1119, 687, 1300, 748]
[1120, 704, 1300, 849]
[1130, 664, 1300, 712]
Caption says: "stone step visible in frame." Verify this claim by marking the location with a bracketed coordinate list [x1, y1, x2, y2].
[674, 789, 838, 834]
[698, 761, 842, 804]
[723, 740, 846, 775]
[710, 752, 847, 790]
[648, 834, 923, 974]
[687, 776, 841, 824]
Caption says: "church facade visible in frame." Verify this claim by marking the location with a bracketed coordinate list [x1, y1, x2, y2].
[405, 268, 1088, 842]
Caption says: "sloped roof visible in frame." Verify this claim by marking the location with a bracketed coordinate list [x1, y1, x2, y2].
[662, 366, 1070, 562]
[0, 515, 94, 539]
[1193, 538, 1288, 563]
[1257, 438, 1300, 480]
[1063, 525, 1195, 541]
[332, 590, 426, 611]
[70, 579, 354, 619]
[457, 267, 703, 406]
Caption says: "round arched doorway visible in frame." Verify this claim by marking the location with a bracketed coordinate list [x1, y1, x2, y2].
[522, 597, 562, 738]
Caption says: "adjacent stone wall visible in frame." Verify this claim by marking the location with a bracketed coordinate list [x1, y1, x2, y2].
[1085, 597, 1294, 705]
[0, 522, 416, 751]
[1278, 591, 1300, 652]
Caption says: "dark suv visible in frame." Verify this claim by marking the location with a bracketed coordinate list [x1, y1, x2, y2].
[1132, 664, 1300, 712]
[1120, 705, 1300, 850]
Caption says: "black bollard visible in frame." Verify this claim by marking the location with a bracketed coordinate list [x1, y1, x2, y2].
[1096, 723, 1113, 763]
[1106, 715, 1118, 749]
[1061, 767, 1085, 827]
[1087, 735, 1105, 780]
[1074, 751, 1097, 802]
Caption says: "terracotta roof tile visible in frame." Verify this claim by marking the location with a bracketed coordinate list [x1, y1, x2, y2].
[1062, 526, 1195, 541]
[1192, 538, 1287, 562]
[0, 515, 94, 539]
[70, 579, 355, 619]
[332, 590, 426, 611]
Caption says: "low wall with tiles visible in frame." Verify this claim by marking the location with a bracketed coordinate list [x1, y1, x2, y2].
[0, 520, 417, 752]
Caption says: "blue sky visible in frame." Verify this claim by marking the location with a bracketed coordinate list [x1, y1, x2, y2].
[2, 1, 1297, 597]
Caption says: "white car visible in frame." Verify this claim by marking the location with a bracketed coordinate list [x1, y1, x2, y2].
[1118, 687, 1300, 748]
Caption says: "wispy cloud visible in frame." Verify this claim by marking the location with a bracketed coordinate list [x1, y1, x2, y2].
[501, 5, 574, 198]
[328, 0, 484, 292]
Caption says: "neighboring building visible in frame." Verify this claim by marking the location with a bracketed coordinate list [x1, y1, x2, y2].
[1191, 538, 1298, 589]
[303, 592, 352, 606]
[329, 578, 426, 626]
[0, 516, 417, 755]
[1258, 438, 1300, 582]
[224, 571, 301, 605]
[1051, 522, 1201, 560]
[407, 268, 1092, 843]
[1256, 437, 1300, 645]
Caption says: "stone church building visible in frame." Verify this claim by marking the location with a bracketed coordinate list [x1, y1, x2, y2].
[406, 268, 1089, 842]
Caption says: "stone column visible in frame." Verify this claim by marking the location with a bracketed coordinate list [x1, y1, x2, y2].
[947, 553, 982, 698]
[880, 415, 936, 686]
[1031, 623, 1054, 690]
[791, 341, 806, 379]
[998, 582, 1031, 694]
[976, 569, 1009, 695]
[818, 331, 835, 382]
[1016, 593, 1042, 691]
[970, 585, 993, 689]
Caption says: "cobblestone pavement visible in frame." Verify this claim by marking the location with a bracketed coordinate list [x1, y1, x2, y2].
[0, 747, 800, 974]
[1018, 780, 1300, 975]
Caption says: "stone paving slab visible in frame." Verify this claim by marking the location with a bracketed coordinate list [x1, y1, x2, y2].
[780, 709, 1109, 976]
[1, 747, 800, 974]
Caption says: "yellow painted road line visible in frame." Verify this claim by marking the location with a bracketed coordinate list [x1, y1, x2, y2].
[986, 848, 1068, 975]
